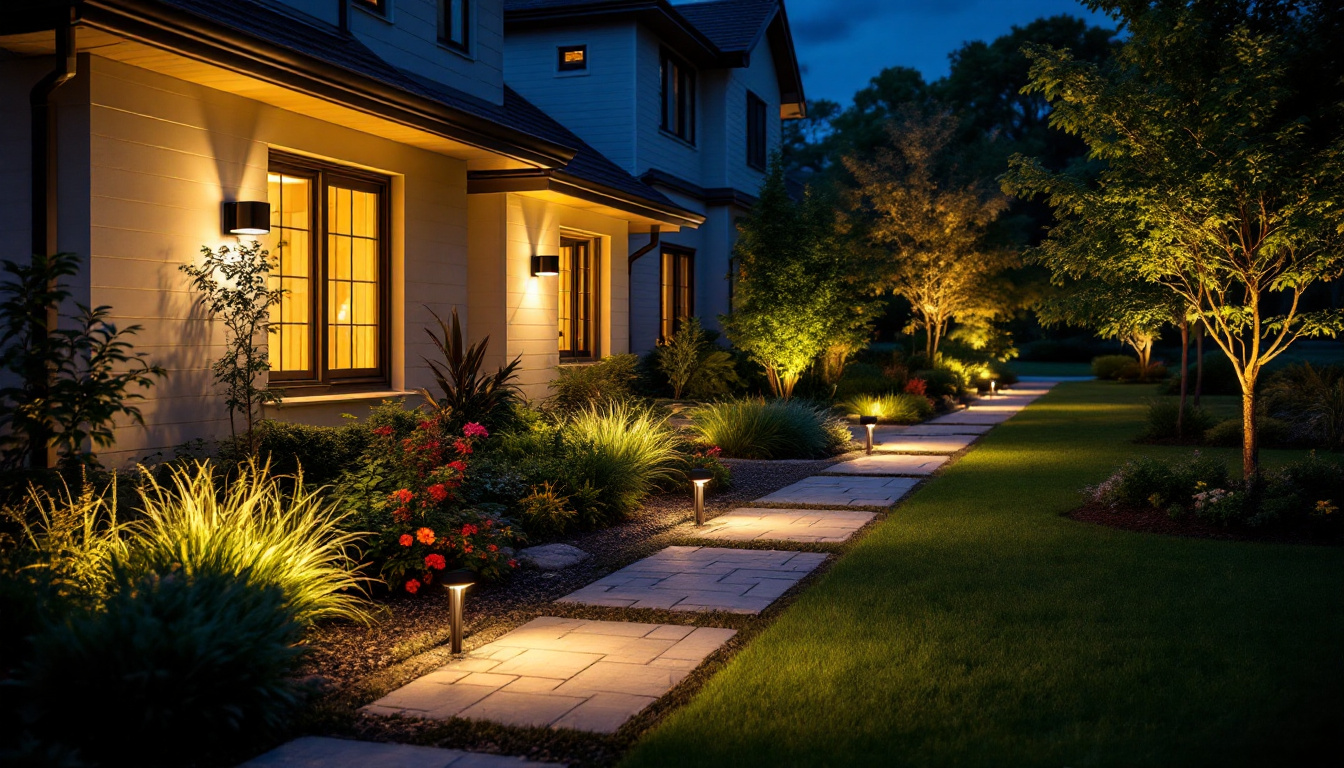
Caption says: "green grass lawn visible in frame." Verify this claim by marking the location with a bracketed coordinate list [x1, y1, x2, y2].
[1009, 360, 1094, 377]
[622, 381, 1343, 768]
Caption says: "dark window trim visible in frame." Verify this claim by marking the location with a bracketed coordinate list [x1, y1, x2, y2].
[559, 234, 601, 361]
[352, 0, 387, 16]
[659, 48, 696, 145]
[268, 150, 391, 395]
[557, 44, 587, 72]
[746, 90, 767, 171]
[439, 0, 470, 52]
[659, 244, 695, 343]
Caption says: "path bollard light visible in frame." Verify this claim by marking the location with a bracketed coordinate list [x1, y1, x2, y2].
[441, 569, 475, 654]
[860, 415, 878, 455]
[689, 468, 714, 526]
[991, 379, 998, 397]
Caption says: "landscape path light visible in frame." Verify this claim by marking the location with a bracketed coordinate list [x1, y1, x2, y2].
[441, 569, 476, 654]
[991, 379, 998, 397]
[860, 415, 878, 455]
[689, 467, 713, 526]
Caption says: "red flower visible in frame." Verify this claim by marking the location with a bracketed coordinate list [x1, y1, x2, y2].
[399, 533, 414, 547]
[447, 460, 468, 474]
[392, 507, 411, 523]
[463, 422, 489, 439]
[483, 519, 494, 528]
[904, 378, 928, 396]
[417, 420, 434, 431]
[373, 425, 394, 437]
[391, 488, 414, 505]
[706, 446, 722, 457]
[508, 559, 518, 568]
[427, 483, 449, 503]
[416, 527, 436, 545]
[425, 553, 447, 570]
[463, 545, 473, 554]
[404, 579, 421, 594]
[460, 523, 478, 536]
[487, 544, 498, 553]
[453, 438, 473, 455]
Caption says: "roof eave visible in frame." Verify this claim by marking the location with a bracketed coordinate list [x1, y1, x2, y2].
[468, 169, 705, 228]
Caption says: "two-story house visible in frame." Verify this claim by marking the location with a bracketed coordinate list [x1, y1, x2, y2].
[0, 0, 704, 465]
[501, 0, 806, 353]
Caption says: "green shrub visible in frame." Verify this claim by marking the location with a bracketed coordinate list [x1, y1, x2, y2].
[1092, 354, 1136, 380]
[913, 368, 964, 399]
[1139, 398, 1218, 443]
[549, 354, 641, 411]
[516, 482, 576, 540]
[563, 402, 684, 523]
[20, 568, 305, 766]
[1116, 361, 1168, 381]
[421, 307, 522, 432]
[666, 446, 733, 493]
[840, 393, 934, 424]
[1259, 453, 1344, 529]
[1091, 453, 1229, 512]
[689, 399, 847, 459]
[1203, 416, 1292, 448]
[1164, 352, 1242, 396]
[219, 419, 368, 487]
[1264, 363, 1344, 450]
[132, 460, 371, 625]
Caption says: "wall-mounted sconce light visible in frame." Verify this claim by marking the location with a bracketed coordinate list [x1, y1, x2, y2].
[860, 415, 878, 455]
[688, 467, 713, 526]
[531, 254, 560, 276]
[440, 569, 476, 654]
[222, 201, 271, 235]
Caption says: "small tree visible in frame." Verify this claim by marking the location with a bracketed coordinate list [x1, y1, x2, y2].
[1004, 1, 1344, 482]
[845, 109, 1016, 361]
[180, 241, 284, 454]
[0, 252, 164, 469]
[656, 316, 707, 399]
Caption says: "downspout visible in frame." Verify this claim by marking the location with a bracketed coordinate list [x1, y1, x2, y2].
[28, 17, 77, 470]
[627, 225, 660, 353]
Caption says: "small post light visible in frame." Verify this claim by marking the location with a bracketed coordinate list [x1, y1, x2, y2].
[440, 569, 475, 654]
[688, 467, 713, 526]
[531, 254, 560, 276]
[990, 379, 998, 397]
[222, 200, 270, 235]
[860, 415, 878, 455]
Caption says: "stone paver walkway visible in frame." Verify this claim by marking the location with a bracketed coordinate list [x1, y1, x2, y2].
[365, 618, 735, 733]
[899, 423, 994, 436]
[239, 736, 556, 767]
[557, 546, 825, 613]
[692, 507, 875, 543]
[869, 433, 978, 453]
[927, 408, 1020, 425]
[755, 475, 920, 507]
[825, 453, 949, 476]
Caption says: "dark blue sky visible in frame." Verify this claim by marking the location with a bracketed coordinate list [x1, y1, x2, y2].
[776, 0, 1114, 104]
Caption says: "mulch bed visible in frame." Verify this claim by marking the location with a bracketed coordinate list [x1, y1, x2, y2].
[1068, 501, 1340, 547]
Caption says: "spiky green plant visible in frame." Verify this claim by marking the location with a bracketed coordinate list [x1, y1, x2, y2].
[840, 393, 934, 425]
[421, 306, 522, 431]
[689, 398, 847, 459]
[128, 460, 372, 626]
[563, 402, 684, 521]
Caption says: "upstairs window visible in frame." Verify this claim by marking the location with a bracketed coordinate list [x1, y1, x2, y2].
[353, 0, 386, 15]
[660, 49, 695, 144]
[660, 246, 695, 341]
[440, 0, 469, 51]
[558, 44, 587, 72]
[746, 91, 768, 170]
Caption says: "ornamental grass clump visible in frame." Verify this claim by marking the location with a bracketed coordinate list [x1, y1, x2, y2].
[841, 393, 934, 425]
[563, 401, 684, 522]
[689, 398, 848, 459]
[130, 459, 372, 626]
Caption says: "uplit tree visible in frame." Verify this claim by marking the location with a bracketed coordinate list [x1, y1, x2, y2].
[845, 108, 1015, 361]
[1004, 0, 1344, 481]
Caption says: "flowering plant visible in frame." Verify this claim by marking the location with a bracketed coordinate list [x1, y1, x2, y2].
[681, 445, 732, 491]
[904, 377, 928, 397]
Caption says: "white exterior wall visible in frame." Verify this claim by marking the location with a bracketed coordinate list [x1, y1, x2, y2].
[720, 40, 781, 192]
[503, 23, 638, 171]
[82, 56, 471, 465]
[634, 26, 701, 184]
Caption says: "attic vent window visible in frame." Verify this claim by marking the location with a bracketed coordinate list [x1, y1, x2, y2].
[558, 45, 588, 72]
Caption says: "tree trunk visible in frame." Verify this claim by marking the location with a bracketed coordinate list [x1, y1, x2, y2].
[1193, 326, 1204, 407]
[1177, 320, 1189, 440]
[1241, 371, 1260, 485]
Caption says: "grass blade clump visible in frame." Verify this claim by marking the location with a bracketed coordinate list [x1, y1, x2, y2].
[690, 398, 847, 459]
[563, 401, 684, 522]
[840, 393, 934, 425]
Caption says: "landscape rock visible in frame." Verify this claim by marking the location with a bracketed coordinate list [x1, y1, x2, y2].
[516, 543, 590, 570]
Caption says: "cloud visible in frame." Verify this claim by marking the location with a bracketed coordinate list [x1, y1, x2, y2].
[789, 0, 978, 45]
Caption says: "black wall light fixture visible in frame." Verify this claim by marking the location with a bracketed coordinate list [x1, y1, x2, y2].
[223, 201, 271, 235]
[531, 253, 560, 276]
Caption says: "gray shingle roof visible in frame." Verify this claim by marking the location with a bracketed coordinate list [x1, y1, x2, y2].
[674, 0, 777, 52]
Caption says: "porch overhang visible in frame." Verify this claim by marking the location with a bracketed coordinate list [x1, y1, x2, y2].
[468, 168, 705, 231]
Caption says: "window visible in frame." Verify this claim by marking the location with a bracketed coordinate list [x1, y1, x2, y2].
[267, 152, 389, 390]
[746, 91, 768, 170]
[558, 236, 598, 359]
[660, 49, 695, 144]
[558, 44, 587, 72]
[660, 246, 694, 341]
[439, 0, 469, 51]
[353, 0, 386, 15]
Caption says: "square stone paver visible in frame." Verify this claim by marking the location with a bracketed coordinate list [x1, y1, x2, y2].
[927, 408, 1020, 425]
[899, 423, 994, 436]
[825, 453, 949, 476]
[754, 475, 919, 508]
[238, 736, 559, 767]
[693, 507, 875, 543]
[868, 433, 978, 453]
[364, 617, 735, 733]
[557, 546, 826, 614]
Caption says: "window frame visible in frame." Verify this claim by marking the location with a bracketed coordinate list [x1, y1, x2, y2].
[659, 48, 696, 145]
[267, 151, 392, 393]
[439, 0, 470, 52]
[746, 90, 768, 170]
[352, 0, 388, 17]
[659, 245, 695, 343]
[557, 44, 588, 73]
[558, 235, 601, 361]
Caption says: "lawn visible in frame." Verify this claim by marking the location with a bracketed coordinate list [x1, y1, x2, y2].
[621, 381, 1343, 768]
[1008, 360, 1093, 377]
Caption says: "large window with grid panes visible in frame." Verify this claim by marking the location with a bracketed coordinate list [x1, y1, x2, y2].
[266, 151, 390, 391]
[558, 236, 599, 359]
[660, 245, 694, 342]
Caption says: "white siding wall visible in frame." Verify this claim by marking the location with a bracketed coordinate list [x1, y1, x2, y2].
[634, 26, 701, 184]
[503, 23, 638, 172]
[271, 0, 506, 104]
[85, 56, 471, 465]
[720, 40, 782, 193]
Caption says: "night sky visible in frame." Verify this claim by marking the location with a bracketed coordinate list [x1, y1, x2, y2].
[750, 0, 1116, 105]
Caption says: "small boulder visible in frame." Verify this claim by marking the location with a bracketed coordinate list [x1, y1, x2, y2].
[516, 543, 590, 570]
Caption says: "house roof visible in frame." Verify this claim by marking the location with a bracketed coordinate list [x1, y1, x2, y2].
[4, 0, 698, 225]
[675, 0, 777, 53]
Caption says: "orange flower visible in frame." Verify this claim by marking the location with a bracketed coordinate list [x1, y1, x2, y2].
[399, 534, 414, 547]
[416, 527, 435, 545]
